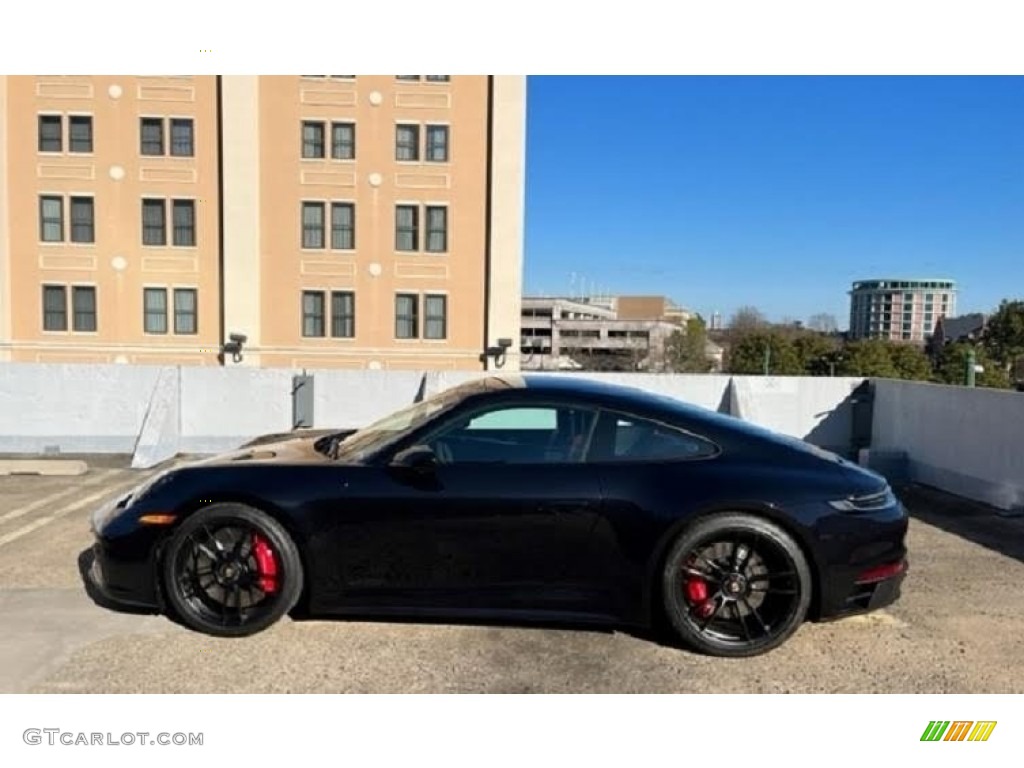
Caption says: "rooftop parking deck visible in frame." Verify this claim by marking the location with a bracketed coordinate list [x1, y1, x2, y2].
[1, 460, 1022, 693]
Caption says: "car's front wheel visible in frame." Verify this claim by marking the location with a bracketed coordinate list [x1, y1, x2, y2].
[162, 503, 304, 637]
[661, 513, 812, 657]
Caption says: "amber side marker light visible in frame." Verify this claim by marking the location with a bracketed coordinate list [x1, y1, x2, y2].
[138, 514, 178, 526]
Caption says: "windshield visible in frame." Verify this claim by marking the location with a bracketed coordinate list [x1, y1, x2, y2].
[330, 377, 515, 462]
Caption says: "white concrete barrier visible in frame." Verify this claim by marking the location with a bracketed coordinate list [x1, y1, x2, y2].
[312, 369, 429, 429]
[872, 379, 1024, 511]
[0, 363, 163, 454]
[729, 376, 866, 452]
[178, 367, 296, 455]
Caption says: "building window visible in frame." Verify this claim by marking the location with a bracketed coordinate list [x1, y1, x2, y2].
[396, 124, 420, 161]
[395, 294, 419, 339]
[302, 291, 325, 337]
[42, 285, 67, 331]
[424, 294, 447, 339]
[331, 122, 355, 160]
[331, 291, 355, 338]
[396, 75, 420, 81]
[302, 121, 325, 159]
[170, 118, 194, 157]
[69, 197, 95, 243]
[39, 196, 63, 242]
[174, 288, 198, 334]
[331, 202, 355, 250]
[72, 286, 97, 332]
[38, 115, 62, 152]
[142, 199, 167, 245]
[425, 125, 449, 162]
[68, 116, 93, 153]
[172, 200, 196, 246]
[425, 206, 448, 252]
[144, 288, 168, 334]
[395, 205, 419, 251]
[302, 202, 325, 248]
[425, 76, 450, 82]
[140, 118, 164, 155]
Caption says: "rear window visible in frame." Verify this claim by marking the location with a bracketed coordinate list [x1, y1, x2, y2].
[590, 412, 719, 462]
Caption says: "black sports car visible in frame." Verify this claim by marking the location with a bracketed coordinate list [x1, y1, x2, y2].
[88, 375, 907, 657]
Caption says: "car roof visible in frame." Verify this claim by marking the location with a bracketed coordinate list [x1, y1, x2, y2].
[476, 374, 715, 421]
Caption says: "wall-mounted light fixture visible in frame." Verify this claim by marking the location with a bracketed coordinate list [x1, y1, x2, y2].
[219, 332, 248, 365]
[480, 337, 513, 369]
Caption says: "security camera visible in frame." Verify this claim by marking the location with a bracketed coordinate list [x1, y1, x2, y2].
[230, 332, 248, 345]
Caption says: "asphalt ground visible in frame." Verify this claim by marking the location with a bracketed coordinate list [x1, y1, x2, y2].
[1, 459, 1022, 693]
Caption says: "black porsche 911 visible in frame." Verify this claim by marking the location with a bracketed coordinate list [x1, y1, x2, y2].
[88, 374, 907, 657]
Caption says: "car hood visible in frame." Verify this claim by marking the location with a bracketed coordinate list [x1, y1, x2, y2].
[189, 435, 333, 467]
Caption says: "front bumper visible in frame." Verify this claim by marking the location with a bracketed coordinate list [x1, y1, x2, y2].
[87, 540, 163, 611]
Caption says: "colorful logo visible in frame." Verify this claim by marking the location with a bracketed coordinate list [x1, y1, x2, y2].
[921, 721, 997, 742]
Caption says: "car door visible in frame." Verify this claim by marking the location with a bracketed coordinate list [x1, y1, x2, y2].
[583, 409, 724, 621]
[327, 399, 610, 617]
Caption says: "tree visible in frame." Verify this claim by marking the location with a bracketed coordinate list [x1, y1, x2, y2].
[728, 306, 767, 332]
[934, 343, 1011, 388]
[792, 333, 841, 376]
[807, 313, 838, 334]
[981, 299, 1024, 374]
[664, 317, 713, 373]
[888, 343, 933, 381]
[727, 331, 803, 375]
[837, 339, 900, 378]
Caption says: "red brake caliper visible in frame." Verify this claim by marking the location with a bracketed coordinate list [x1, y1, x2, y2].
[251, 533, 279, 594]
[684, 572, 716, 619]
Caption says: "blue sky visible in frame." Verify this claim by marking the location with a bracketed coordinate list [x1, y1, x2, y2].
[523, 76, 1024, 328]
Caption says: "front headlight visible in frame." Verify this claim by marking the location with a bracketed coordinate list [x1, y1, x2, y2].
[828, 486, 898, 512]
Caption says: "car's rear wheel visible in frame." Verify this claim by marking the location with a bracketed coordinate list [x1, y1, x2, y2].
[661, 513, 812, 657]
[162, 503, 304, 637]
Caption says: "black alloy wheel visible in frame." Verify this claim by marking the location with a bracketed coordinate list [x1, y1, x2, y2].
[662, 513, 812, 657]
[162, 503, 304, 637]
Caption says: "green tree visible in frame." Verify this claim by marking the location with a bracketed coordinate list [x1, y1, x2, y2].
[727, 331, 803, 375]
[981, 299, 1024, 373]
[934, 343, 1011, 388]
[837, 339, 900, 378]
[888, 342, 933, 381]
[792, 333, 840, 375]
[664, 317, 713, 373]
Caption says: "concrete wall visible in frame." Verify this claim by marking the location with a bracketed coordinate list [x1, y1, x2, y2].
[872, 379, 1024, 512]
[0, 363, 867, 469]
[0, 363, 164, 453]
[730, 376, 867, 455]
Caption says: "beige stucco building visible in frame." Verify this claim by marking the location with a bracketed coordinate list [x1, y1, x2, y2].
[0, 75, 526, 370]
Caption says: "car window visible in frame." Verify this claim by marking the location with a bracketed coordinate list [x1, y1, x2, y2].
[589, 411, 718, 462]
[427, 405, 596, 465]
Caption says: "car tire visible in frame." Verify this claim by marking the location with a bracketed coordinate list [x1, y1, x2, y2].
[162, 503, 304, 638]
[661, 512, 812, 657]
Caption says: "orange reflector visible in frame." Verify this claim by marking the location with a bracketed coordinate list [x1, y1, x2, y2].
[138, 513, 177, 526]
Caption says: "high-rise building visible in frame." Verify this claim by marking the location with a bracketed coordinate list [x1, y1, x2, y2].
[0, 75, 526, 370]
[848, 278, 956, 342]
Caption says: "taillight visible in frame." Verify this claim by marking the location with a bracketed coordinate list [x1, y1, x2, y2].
[855, 560, 907, 584]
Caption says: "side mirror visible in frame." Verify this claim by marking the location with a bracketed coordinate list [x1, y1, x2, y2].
[390, 444, 438, 474]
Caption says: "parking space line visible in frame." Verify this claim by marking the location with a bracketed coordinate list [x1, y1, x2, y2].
[0, 474, 150, 549]
[0, 469, 123, 524]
